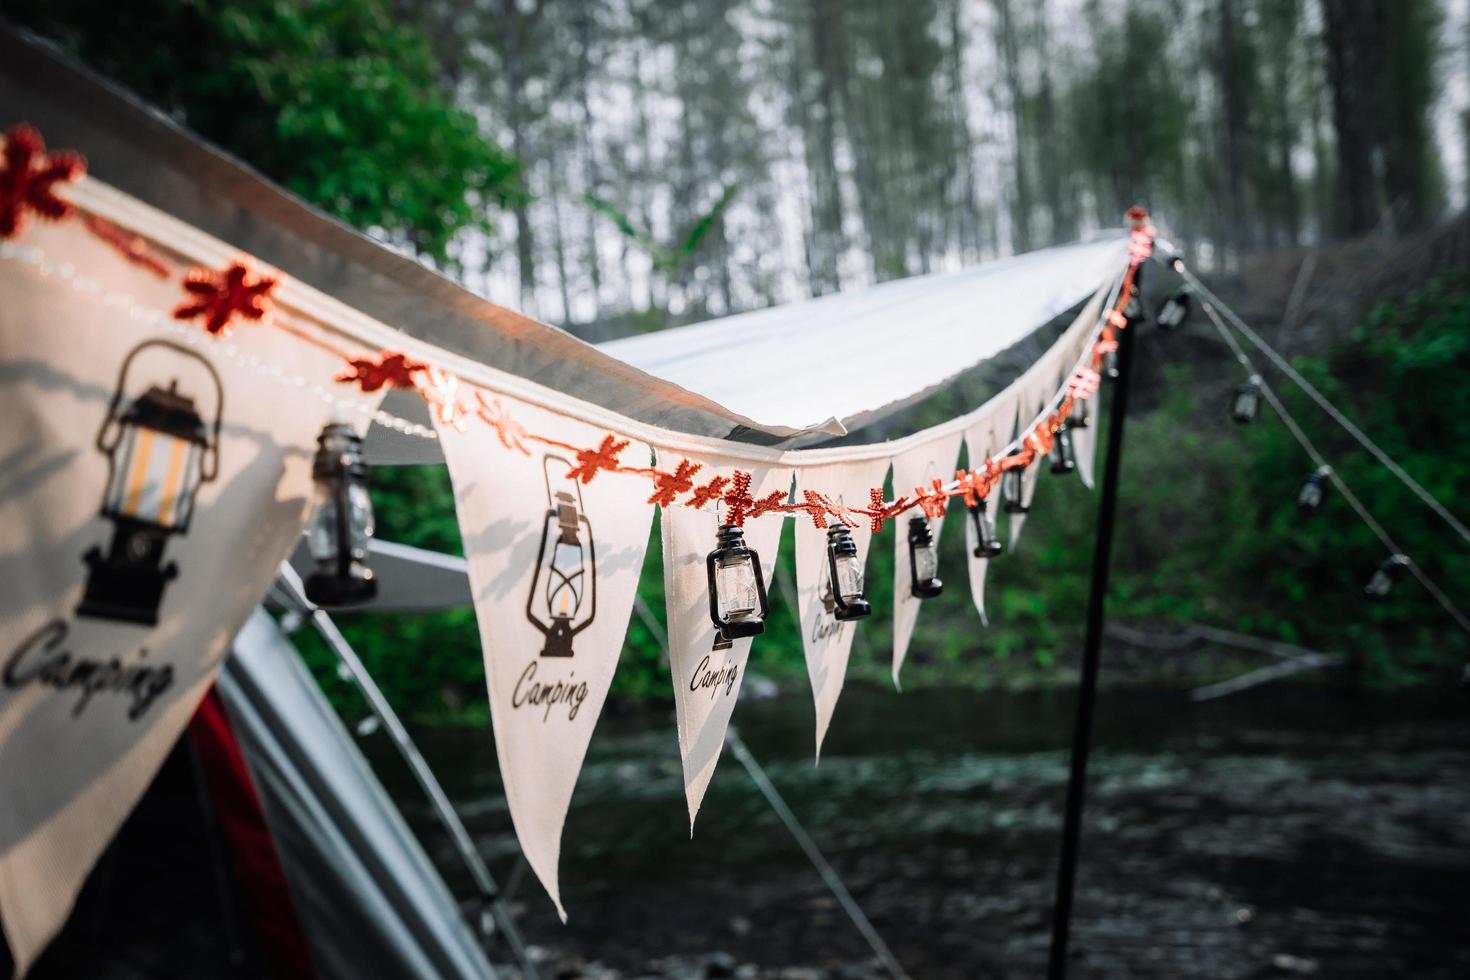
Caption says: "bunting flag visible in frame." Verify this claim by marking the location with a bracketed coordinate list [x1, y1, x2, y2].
[659, 450, 789, 829]
[435, 389, 656, 919]
[791, 458, 891, 759]
[0, 216, 375, 973]
[1005, 402, 1044, 549]
[889, 432, 964, 689]
[962, 413, 1008, 625]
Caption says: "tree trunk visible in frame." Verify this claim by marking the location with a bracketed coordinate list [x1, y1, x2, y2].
[574, 7, 603, 323]
[995, 0, 1033, 253]
[1217, 0, 1251, 265]
[490, 0, 540, 312]
[1321, 0, 1389, 237]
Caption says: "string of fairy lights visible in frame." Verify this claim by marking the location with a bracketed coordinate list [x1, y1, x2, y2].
[1176, 262, 1470, 549]
[0, 223, 1135, 635]
[0, 240, 440, 440]
[1149, 251, 1470, 639]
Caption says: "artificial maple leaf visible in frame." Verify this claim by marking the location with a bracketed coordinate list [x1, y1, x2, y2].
[337, 351, 430, 392]
[0, 124, 86, 240]
[566, 434, 630, 484]
[173, 262, 276, 336]
[647, 459, 702, 507]
[687, 474, 730, 510]
[474, 392, 532, 455]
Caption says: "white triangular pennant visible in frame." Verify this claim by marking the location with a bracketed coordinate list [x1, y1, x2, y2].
[658, 450, 789, 830]
[792, 458, 890, 759]
[436, 391, 655, 919]
[0, 217, 380, 973]
[1073, 396, 1099, 489]
[1006, 396, 1044, 549]
[890, 432, 964, 689]
[962, 411, 1008, 625]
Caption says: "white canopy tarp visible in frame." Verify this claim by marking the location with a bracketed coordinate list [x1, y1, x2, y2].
[601, 237, 1126, 436]
[361, 237, 1124, 465]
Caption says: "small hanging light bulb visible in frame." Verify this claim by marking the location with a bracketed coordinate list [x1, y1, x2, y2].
[1297, 465, 1332, 515]
[1363, 554, 1411, 599]
[1049, 424, 1076, 475]
[305, 422, 378, 607]
[706, 524, 769, 639]
[907, 516, 944, 599]
[825, 523, 871, 621]
[1231, 375, 1263, 424]
[1155, 287, 1192, 331]
[1002, 452, 1028, 515]
[968, 497, 1004, 559]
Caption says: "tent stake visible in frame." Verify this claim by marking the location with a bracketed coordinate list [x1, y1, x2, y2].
[1046, 296, 1137, 979]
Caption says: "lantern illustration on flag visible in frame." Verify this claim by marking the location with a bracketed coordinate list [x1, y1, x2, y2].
[525, 455, 597, 657]
[77, 340, 222, 626]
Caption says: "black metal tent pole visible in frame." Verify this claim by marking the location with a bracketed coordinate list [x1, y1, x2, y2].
[1046, 275, 1140, 979]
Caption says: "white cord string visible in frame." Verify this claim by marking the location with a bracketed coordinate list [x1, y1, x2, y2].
[0, 240, 439, 440]
[1172, 260, 1470, 549]
[1199, 296, 1470, 638]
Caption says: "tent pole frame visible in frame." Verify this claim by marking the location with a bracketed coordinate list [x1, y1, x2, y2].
[1046, 281, 1139, 980]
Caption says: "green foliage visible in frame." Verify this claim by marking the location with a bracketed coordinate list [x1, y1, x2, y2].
[4, 0, 521, 263]
[1104, 276, 1470, 684]
[1064, 1, 1191, 218]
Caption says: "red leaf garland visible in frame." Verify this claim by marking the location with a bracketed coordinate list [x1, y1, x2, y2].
[6, 130, 1151, 536]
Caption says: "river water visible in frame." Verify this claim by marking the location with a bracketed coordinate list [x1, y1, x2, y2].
[384, 681, 1470, 978]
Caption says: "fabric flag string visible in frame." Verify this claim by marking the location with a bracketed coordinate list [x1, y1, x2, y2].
[0, 216, 380, 974]
[434, 389, 656, 919]
[658, 450, 790, 831]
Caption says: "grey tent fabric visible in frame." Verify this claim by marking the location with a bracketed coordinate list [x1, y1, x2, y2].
[217, 611, 496, 980]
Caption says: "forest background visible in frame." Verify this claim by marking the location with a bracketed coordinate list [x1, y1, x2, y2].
[6, 0, 1468, 718]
